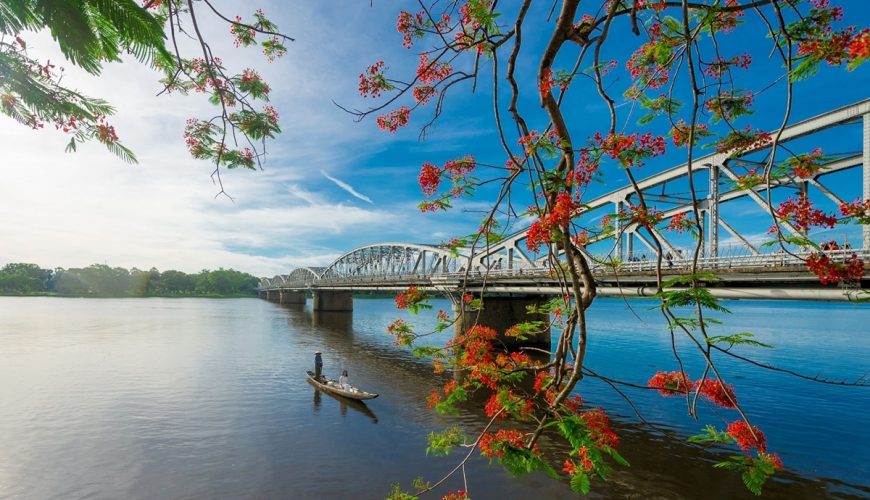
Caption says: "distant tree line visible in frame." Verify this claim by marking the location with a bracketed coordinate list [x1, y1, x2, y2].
[0, 263, 259, 297]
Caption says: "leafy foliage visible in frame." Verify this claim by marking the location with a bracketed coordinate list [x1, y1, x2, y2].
[706, 332, 774, 349]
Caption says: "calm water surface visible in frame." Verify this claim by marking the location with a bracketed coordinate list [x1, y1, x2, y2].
[0, 297, 867, 499]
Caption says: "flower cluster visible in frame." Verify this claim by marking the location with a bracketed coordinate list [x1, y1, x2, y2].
[704, 53, 752, 78]
[647, 370, 692, 396]
[771, 194, 837, 233]
[849, 28, 869, 62]
[395, 286, 426, 309]
[518, 129, 561, 158]
[573, 150, 600, 187]
[539, 68, 555, 98]
[525, 192, 579, 252]
[230, 15, 256, 47]
[418, 162, 441, 196]
[416, 53, 452, 85]
[387, 319, 414, 346]
[704, 0, 744, 33]
[782, 148, 825, 178]
[806, 252, 865, 284]
[625, 23, 676, 90]
[593, 132, 666, 168]
[705, 91, 754, 122]
[733, 167, 765, 191]
[396, 10, 424, 48]
[620, 203, 664, 230]
[649, 371, 737, 408]
[727, 420, 767, 453]
[695, 378, 738, 408]
[478, 429, 529, 459]
[666, 212, 694, 233]
[416, 155, 476, 211]
[839, 198, 870, 225]
[797, 26, 856, 66]
[376, 106, 410, 132]
[670, 120, 710, 147]
[358, 61, 393, 99]
[96, 120, 118, 144]
[413, 85, 436, 104]
[441, 491, 468, 500]
[581, 408, 619, 448]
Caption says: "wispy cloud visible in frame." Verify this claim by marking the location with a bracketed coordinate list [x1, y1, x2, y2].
[320, 170, 374, 204]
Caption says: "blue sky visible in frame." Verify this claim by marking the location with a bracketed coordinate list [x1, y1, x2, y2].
[0, 1, 867, 276]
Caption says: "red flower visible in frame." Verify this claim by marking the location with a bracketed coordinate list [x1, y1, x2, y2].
[359, 61, 392, 98]
[666, 212, 693, 233]
[695, 378, 737, 408]
[413, 85, 436, 104]
[806, 252, 865, 284]
[484, 392, 507, 418]
[376, 107, 410, 132]
[581, 408, 619, 448]
[416, 53, 452, 85]
[727, 420, 767, 453]
[427, 390, 441, 409]
[418, 162, 442, 196]
[539, 68, 555, 97]
[648, 370, 692, 396]
[395, 286, 425, 309]
[593, 131, 666, 168]
[840, 198, 870, 224]
[441, 490, 468, 500]
[847, 28, 869, 60]
[772, 193, 837, 233]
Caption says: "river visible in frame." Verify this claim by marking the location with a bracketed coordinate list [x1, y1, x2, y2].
[0, 297, 867, 499]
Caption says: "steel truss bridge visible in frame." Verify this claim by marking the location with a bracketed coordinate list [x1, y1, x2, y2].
[259, 100, 870, 301]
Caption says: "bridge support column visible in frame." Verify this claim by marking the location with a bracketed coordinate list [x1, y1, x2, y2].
[614, 200, 624, 261]
[708, 164, 720, 258]
[864, 113, 869, 250]
[453, 296, 551, 349]
[279, 291, 306, 305]
[313, 291, 353, 312]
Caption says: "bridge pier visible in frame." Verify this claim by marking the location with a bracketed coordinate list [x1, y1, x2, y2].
[453, 295, 551, 349]
[313, 291, 353, 312]
[279, 291, 306, 305]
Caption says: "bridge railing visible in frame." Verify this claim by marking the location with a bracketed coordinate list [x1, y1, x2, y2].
[259, 249, 868, 290]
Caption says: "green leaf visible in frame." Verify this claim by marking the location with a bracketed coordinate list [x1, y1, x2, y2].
[662, 272, 721, 288]
[657, 287, 731, 313]
[426, 426, 465, 456]
[688, 425, 734, 446]
[570, 472, 591, 495]
[601, 445, 630, 467]
[557, 417, 587, 451]
[498, 446, 557, 478]
[706, 332, 773, 349]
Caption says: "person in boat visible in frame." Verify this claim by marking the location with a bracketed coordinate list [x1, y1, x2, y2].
[314, 351, 323, 380]
[339, 370, 350, 390]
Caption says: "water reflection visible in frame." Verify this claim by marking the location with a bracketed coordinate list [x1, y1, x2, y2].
[312, 310, 353, 332]
[1, 297, 867, 500]
[312, 388, 321, 413]
[336, 394, 378, 423]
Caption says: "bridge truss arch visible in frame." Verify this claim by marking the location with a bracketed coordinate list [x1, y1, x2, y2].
[285, 267, 324, 288]
[259, 275, 290, 289]
[319, 243, 467, 281]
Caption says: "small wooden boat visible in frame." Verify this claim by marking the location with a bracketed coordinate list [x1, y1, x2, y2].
[306, 370, 379, 400]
